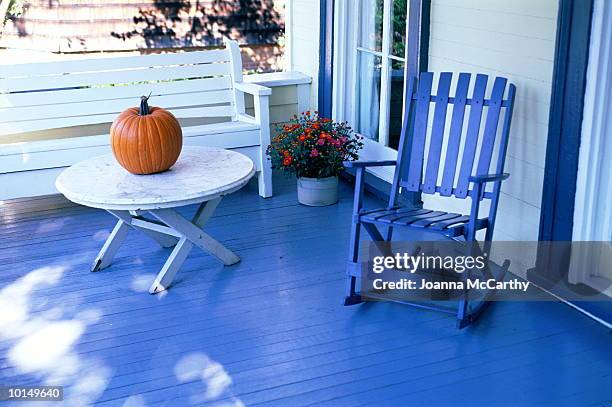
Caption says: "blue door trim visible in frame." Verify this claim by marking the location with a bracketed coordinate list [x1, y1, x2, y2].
[406, 0, 431, 80]
[318, 0, 334, 117]
[538, 0, 593, 242]
[528, 0, 611, 327]
[420, 0, 431, 71]
[402, 0, 431, 207]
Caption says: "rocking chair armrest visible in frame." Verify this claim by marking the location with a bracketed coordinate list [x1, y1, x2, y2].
[343, 160, 397, 168]
[469, 173, 510, 184]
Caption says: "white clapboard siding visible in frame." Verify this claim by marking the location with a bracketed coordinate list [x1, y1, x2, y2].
[0, 76, 232, 108]
[0, 49, 230, 78]
[0, 63, 231, 93]
[289, 0, 320, 109]
[425, 0, 559, 246]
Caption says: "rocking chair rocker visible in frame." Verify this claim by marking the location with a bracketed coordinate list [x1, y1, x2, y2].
[344, 72, 516, 328]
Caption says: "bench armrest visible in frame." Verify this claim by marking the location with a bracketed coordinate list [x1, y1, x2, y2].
[234, 82, 272, 96]
[343, 160, 397, 168]
[468, 173, 510, 183]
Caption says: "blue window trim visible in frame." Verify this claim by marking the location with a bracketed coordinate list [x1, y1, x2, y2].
[538, 0, 594, 242]
[407, 0, 431, 80]
[318, 0, 334, 117]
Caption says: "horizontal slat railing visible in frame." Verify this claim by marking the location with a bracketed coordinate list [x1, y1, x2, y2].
[0, 76, 232, 109]
[398, 180, 496, 199]
[0, 63, 231, 93]
[0, 49, 230, 78]
[408, 95, 513, 107]
[0, 90, 234, 124]
[0, 122, 261, 174]
[0, 104, 235, 135]
[167, 105, 235, 119]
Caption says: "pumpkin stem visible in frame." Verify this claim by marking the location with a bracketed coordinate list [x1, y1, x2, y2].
[139, 94, 151, 116]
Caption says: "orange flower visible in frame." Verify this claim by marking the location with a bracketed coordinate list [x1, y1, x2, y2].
[283, 156, 293, 166]
[298, 135, 306, 142]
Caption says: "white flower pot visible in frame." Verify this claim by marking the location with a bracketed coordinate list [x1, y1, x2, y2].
[297, 176, 339, 206]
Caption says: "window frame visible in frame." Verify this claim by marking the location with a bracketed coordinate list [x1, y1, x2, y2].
[332, 0, 427, 181]
[354, 0, 407, 147]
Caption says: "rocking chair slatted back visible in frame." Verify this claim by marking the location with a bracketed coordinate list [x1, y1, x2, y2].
[405, 72, 433, 192]
[440, 72, 470, 196]
[397, 72, 516, 200]
[423, 72, 452, 194]
[454, 73, 488, 198]
[476, 77, 508, 179]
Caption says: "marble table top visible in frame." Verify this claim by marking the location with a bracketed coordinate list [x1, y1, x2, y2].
[56, 146, 256, 210]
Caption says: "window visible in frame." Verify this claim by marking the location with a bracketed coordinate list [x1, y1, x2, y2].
[333, 0, 412, 163]
[354, 0, 408, 149]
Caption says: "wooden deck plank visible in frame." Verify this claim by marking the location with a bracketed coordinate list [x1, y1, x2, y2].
[0, 198, 355, 252]
[197, 319, 606, 406]
[93, 307, 592, 405]
[91, 310, 608, 405]
[0, 174, 610, 406]
[350, 351, 610, 407]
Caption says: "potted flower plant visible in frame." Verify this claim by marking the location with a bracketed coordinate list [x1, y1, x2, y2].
[267, 111, 363, 206]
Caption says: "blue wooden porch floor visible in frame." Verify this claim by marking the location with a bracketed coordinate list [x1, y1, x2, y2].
[0, 175, 611, 406]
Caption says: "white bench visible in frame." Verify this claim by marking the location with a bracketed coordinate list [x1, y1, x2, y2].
[0, 39, 273, 200]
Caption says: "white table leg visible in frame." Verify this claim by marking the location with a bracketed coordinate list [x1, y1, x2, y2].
[150, 201, 240, 267]
[93, 210, 179, 273]
[109, 210, 179, 248]
[192, 197, 221, 227]
[147, 197, 239, 294]
[92, 220, 130, 272]
[149, 237, 194, 294]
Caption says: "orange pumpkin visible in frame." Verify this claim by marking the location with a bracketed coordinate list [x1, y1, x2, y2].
[110, 95, 182, 175]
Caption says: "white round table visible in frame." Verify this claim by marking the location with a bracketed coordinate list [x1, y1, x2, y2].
[56, 146, 255, 294]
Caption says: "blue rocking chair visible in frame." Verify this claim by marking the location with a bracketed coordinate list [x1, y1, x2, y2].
[344, 72, 516, 328]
